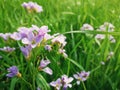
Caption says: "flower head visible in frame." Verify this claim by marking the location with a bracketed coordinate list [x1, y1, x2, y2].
[99, 22, 115, 32]
[73, 71, 90, 85]
[18, 25, 50, 48]
[10, 32, 21, 40]
[52, 34, 67, 47]
[22, 2, 43, 13]
[0, 46, 15, 52]
[0, 33, 11, 40]
[80, 24, 94, 31]
[6, 66, 21, 78]
[61, 75, 73, 89]
[38, 59, 53, 75]
[58, 49, 68, 58]
[50, 78, 62, 90]
[45, 45, 52, 51]
[50, 75, 73, 90]
[20, 45, 32, 59]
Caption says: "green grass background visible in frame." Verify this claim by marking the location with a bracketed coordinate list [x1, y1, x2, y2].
[0, 0, 120, 90]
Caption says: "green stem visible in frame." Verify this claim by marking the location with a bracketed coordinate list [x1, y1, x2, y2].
[66, 57, 84, 70]
[21, 77, 33, 90]
[82, 81, 87, 90]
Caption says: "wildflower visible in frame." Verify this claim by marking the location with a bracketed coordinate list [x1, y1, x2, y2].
[0, 46, 15, 52]
[18, 25, 50, 48]
[50, 75, 73, 90]
[80, 24, 94, 31]
[95, 22, 115, 44]
[99, 22, 115, 32]
[109, 35, 116, 43]
[50, 78, 62, 90]
[38, 59, 53, 75]
[58, 49, 68, 58]
[95, 34, 115, 43]
[80, 24, 94, 37]
[0, 33, 11, 40]
[44, 34, 53, 40]
[52, 34, 67, 47]
[36, 25, 50, 35]
[61, 75, 73, 89]
[107, 51, 114, 60]
[6, 66, 21, 78]
[20, 45, 32, 59]
[45, 45, 52, 51]
[73, 71, 90, 85]
[10, 32, 21, 40]
[22, 1, 43, 13]
[95, 34, 105, 40]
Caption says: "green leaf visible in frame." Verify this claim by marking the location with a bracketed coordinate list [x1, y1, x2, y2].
[36, 73, 50, 90]
[10, 78, 18, 90]
[66, 57, 84, 70]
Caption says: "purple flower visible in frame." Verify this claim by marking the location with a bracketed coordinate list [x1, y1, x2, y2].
[50, 78, 62, 90]
[95, 34, 105, 40]
[99, 22, 114, 32]
[45, 45, 52, 51]
[61, 75, 73, 89]
[58, 49, 68, 58]
[6, 66, 21, 78]
[109, 35, 116, 43]
[0, 33, 11, 40]
[10, 32, 21, 40]
[18, 25, 50, 48]
[38, 59, 53, 75]
[50, 75, 73, 90]
[22, 2, 43, 13]
[0, 46, 15, 52]
[73, 71, 90, 85]
[80, 24, 94, 31]
[20, 45, 32, 59]
[52, 34, 67, 47]
[95, 34, 115, 43]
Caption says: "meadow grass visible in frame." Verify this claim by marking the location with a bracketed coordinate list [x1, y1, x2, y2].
[0, 0, 120, 90]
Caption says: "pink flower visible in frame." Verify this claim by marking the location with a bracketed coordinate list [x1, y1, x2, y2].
[73, 71, 90, 85]
[50, 78, 62, 90]
[22, 1, 43, 13]
[80, 24, 94, 31]
[0, 46, 15, 52]
[52, 34, 67, 47]
[38, 59, 53, 75]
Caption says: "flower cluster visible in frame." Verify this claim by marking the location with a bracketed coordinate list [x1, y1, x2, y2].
[50, 71, 90, 90]
[50, 75, 73, 90]
[0, 1, 92, 90]
[0, 46, 15, 52]
[80, 22, 116, 44]
[22, 2, 43, 13]
[95, 22, 116, 43]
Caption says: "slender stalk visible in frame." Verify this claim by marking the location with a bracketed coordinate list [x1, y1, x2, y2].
[21, 77, 33, 90]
